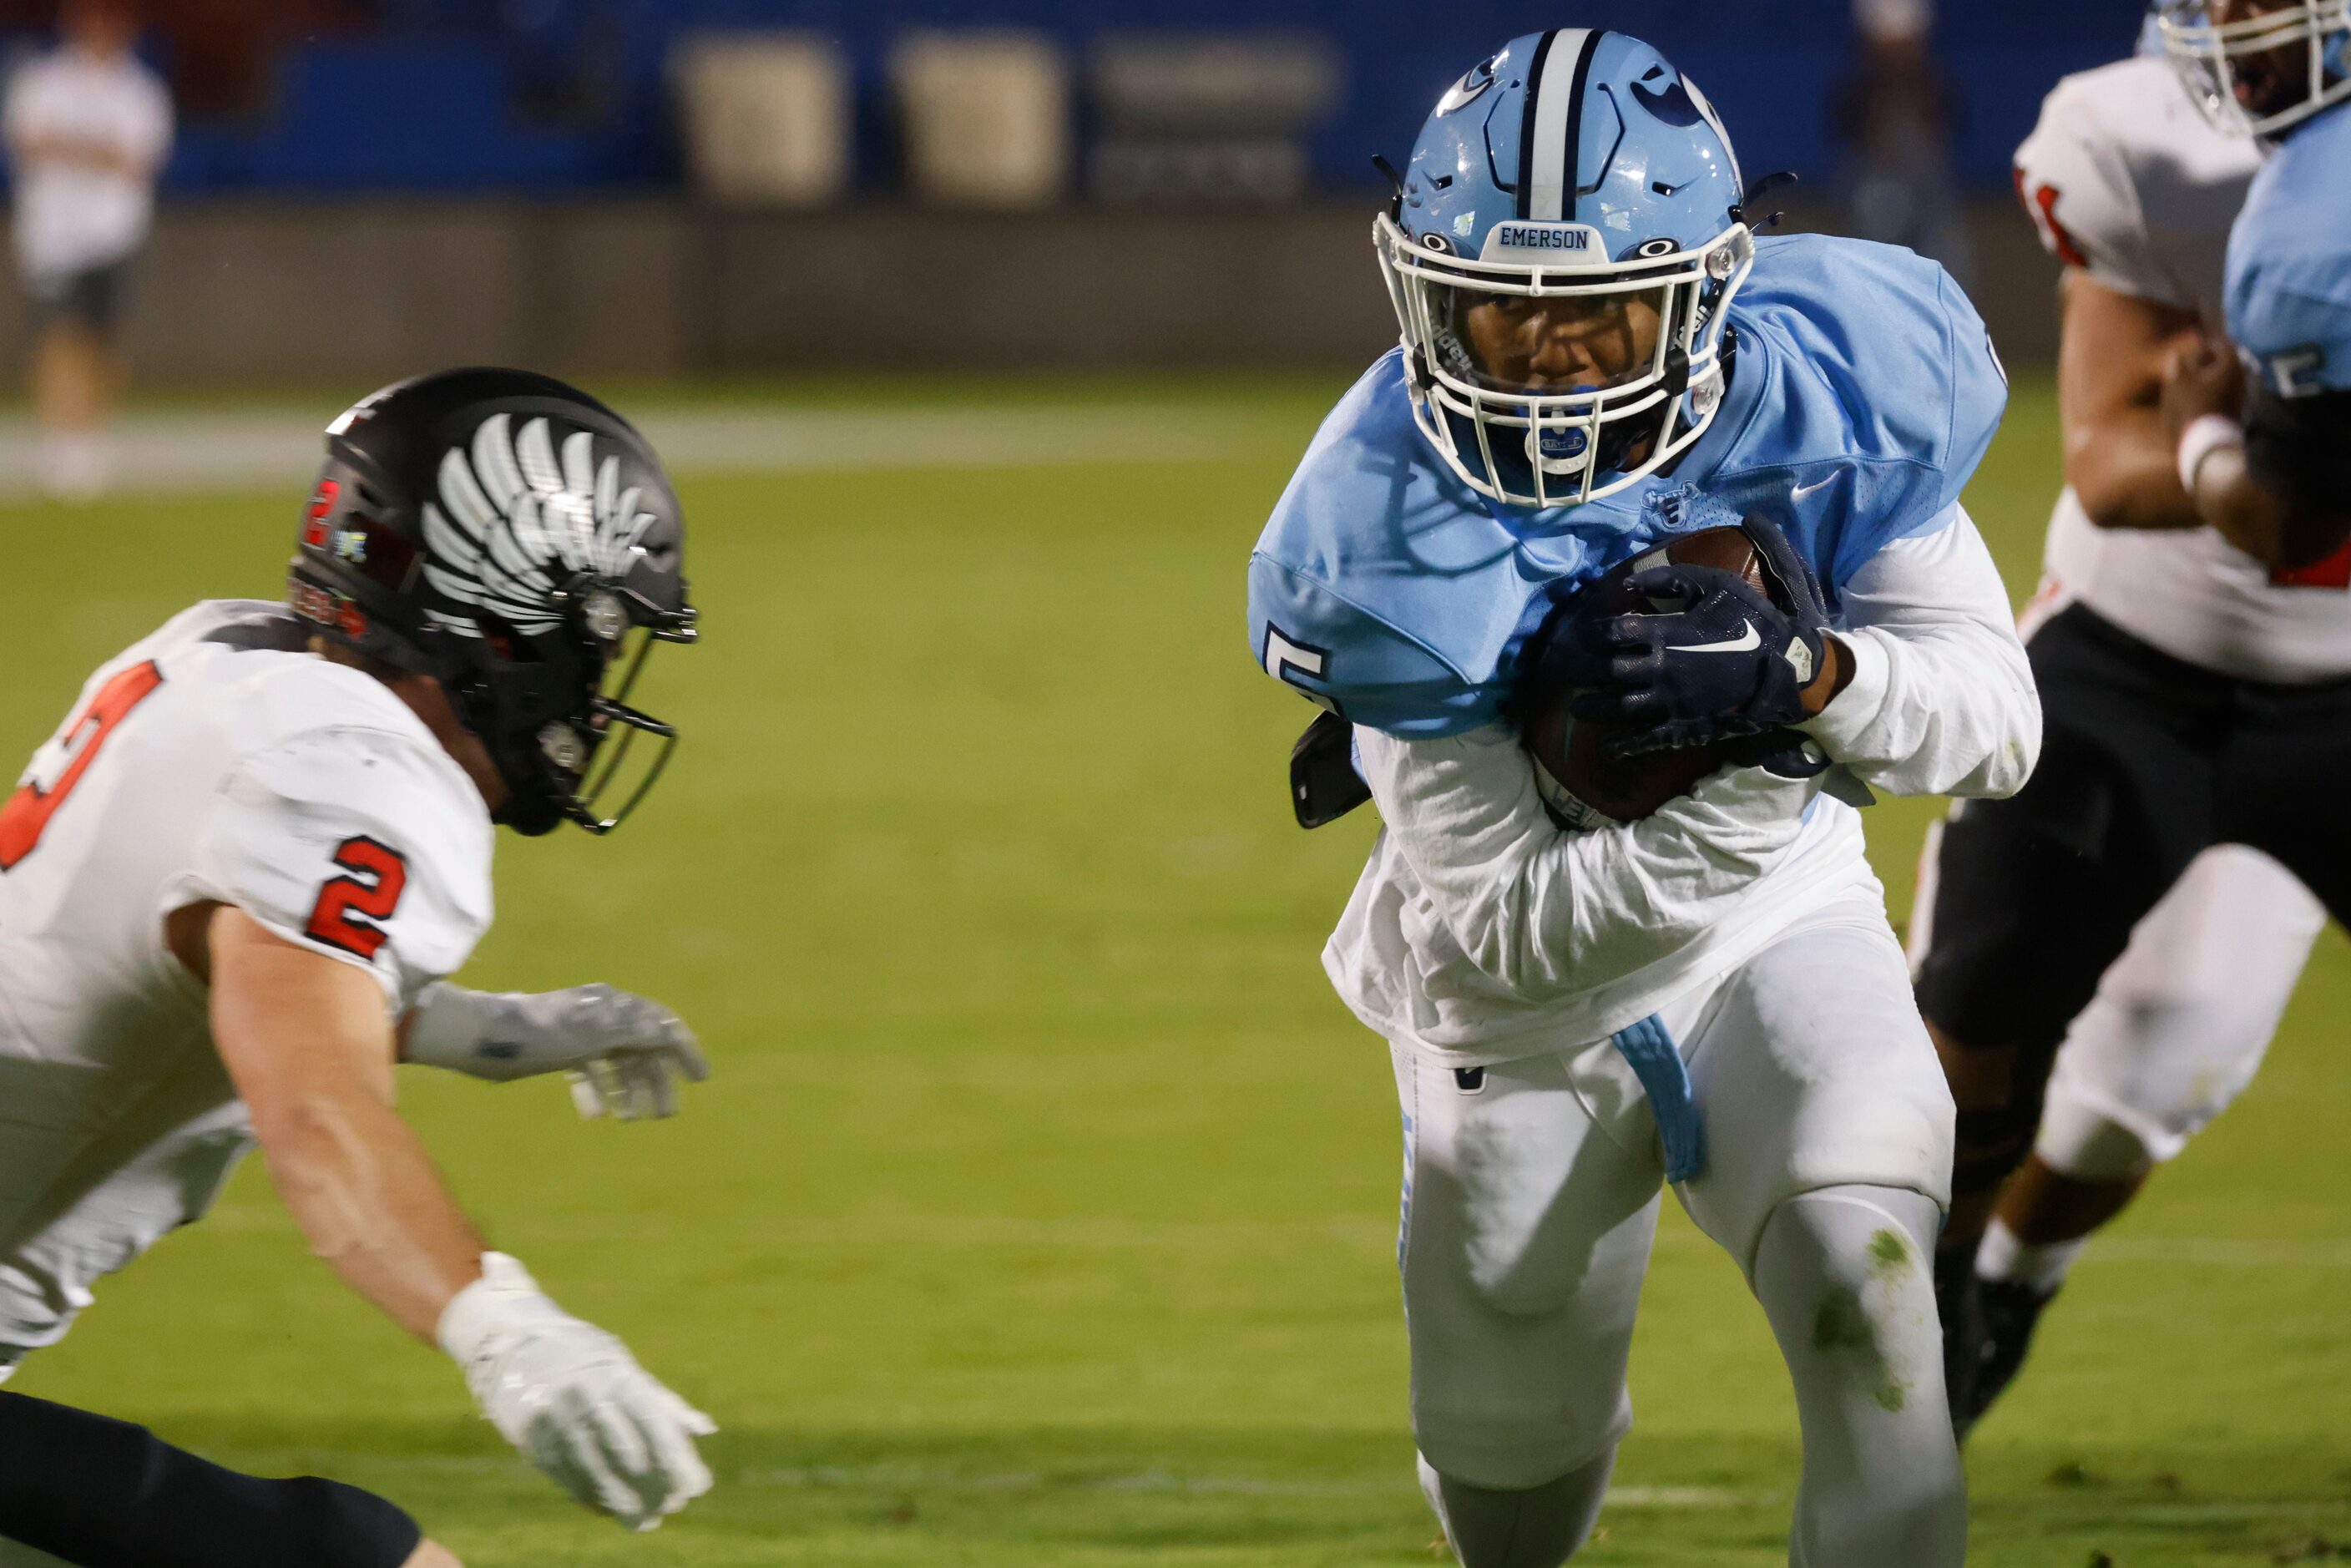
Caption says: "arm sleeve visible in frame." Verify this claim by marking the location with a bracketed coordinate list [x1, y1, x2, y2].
[1357, 724, 1821, 999]
[1798, 504, 2040, 799]
[186, 728, 493, 1008]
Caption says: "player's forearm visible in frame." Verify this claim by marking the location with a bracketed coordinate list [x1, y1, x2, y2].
[2188, 445, 2351, 569]
[250, 1089, 487, 1343]
[2066, 411, 2202, 532]
[2056, 271, 2208, 531]
[1363, 726, 1813, 999]
[1798, 510, 2040, 798]
[1458, 771, 1816, 997]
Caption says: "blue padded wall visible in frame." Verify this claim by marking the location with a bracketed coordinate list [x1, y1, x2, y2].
[14, 0, 2149, 194]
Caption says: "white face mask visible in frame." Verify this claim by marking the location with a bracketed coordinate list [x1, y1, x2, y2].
[2158, 0, 2351, 137]
[1378, 215, 1753, 509]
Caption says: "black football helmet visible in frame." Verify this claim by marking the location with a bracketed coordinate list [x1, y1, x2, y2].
[288, 367, 698, 837]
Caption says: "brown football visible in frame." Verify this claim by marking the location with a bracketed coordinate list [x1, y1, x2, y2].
[1523, 525, 1767, 827]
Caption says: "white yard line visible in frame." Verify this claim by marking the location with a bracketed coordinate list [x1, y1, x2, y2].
[0, 404, 1280, 498]
[195, 1203, 2351, 1267]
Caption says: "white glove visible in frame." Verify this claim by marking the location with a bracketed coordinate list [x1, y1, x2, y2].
[404, 981, 708, 1120]
[438, 1252, 716, 1530]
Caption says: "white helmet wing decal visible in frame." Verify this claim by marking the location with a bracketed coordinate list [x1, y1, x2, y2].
[420, 415, 660, 638]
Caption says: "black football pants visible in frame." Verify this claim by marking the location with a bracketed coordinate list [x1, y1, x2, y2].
[1913, 604, 2351, 1210]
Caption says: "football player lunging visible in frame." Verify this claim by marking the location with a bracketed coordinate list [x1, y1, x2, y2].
[1247, 30, 2038, 1568]
[0, 369, 716, 1562]
[1917, 0, 2351, 1434]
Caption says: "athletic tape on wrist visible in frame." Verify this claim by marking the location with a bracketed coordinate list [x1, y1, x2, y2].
[437, 1250, 564, 1363]
[2176, 413, 2244, 495]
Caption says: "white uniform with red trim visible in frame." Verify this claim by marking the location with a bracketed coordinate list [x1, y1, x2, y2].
[0, 599, 491, 1364]
[2015, 56, 2351, 680]
[1996, 57, 2326, 1171]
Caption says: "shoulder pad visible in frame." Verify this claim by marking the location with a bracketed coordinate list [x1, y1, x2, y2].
[1246, 352, 1529, 737]
[220, 655, 430, 757]
[2228, 116, 2351, 394]
[2016, 67, 2152, 291]
[1719, 235, 2006, 584]
[196, 695, 493, 1004]
[1248, 553, 1484, 737]
[2015, 59, 2254, 311]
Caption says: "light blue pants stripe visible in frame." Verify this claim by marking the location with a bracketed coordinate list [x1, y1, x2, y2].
[1610, 1013, 1704, 1183]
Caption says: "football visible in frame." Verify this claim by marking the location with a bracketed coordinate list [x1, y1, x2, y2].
[1523, 524, 1767, 827]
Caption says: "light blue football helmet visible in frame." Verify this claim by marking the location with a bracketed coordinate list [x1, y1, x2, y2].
[2153, 0, 2351, 137]
[1378, 29, 1756, 508]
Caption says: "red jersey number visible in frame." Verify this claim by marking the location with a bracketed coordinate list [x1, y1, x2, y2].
[2014, 169, 2090, 271]
[305, 837, 408, 961]
[0, 660, 165, 871]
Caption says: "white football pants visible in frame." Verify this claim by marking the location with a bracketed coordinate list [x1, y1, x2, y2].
[1392, 885, 1961, 1565]
[2036, 845, 2323, 1178]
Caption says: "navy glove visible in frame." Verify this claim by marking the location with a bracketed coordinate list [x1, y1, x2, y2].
[1556, 517, 1833, 758]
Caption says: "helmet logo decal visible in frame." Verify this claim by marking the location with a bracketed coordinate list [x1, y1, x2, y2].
[538, 721, 589, 773]
[1635, 236, 1679, 258]
[419, 414, 659, 639]
[1629, 70, 1704, 128]
[582, 589, 629, 644]
[1437, 55, 1499, 114]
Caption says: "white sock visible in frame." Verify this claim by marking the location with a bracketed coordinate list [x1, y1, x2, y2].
[1973, 1216, 2085, 1293]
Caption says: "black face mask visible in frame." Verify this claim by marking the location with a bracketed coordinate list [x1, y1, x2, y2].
[451, 582, 694, 837]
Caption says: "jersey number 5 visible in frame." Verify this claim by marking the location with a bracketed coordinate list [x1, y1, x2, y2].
[0, 660, 164, 871]
[305, 837, 408, 961]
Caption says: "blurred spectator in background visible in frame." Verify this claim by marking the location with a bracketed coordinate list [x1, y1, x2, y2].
[1833, 0, 1975, 294]
[4, 0, 171, 500]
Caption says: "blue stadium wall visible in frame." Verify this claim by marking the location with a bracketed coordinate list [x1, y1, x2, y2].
[5, 0, 2146, 195]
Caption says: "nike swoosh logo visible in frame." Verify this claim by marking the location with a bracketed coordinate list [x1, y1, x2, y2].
[1792, 474, 1840, 500]
[1670, 621, 1761, 655]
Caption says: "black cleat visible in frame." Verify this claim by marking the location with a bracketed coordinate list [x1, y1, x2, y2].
[1954, 1276, 2059, 1439]
[1934, 1249, 1985, 1439]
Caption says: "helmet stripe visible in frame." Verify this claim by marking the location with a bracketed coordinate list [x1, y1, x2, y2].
[1525, 28, 1598, 222]
[1514, 29, 1558, 219]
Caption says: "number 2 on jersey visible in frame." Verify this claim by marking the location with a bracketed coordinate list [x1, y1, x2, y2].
[306, 837, 408, 960]
[0, 660, 164, 871]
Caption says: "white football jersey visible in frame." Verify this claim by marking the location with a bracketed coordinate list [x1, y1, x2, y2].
[0, 600, 492, 1358]
[2016, 58, 2351, 681]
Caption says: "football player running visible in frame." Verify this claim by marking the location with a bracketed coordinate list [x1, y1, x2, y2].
[1247, 30, 2036, 1568]
[0, 368, 716, 1560]
[1916, 0, 2351, 1436]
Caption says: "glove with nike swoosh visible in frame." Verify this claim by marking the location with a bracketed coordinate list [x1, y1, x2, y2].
[1556, 515, 1833, 758]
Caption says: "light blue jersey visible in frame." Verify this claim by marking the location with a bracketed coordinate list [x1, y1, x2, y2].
[1248, 232, 2008, 738]
[2227, 102, 2351, 398]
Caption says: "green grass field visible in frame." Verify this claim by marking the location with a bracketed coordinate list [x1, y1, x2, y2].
[2, 374, 2346, 1566]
